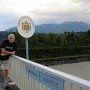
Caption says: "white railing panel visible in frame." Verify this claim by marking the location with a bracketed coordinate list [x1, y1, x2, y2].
[9, 55, 90, 90]
[9, 56, 51, 90]
[64, 81, 87, 90]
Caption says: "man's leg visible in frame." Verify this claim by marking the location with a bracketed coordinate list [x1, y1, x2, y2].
[3, 69, 10, 89]
[1, 60, 10, 88]
[3, 69, 9, 82]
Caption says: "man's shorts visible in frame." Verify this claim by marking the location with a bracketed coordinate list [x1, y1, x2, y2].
[0, 60, 9, 70]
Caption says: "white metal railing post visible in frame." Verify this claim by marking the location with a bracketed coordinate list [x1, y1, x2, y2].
[80, 87, 83, 90]
[71, 83, 73, 90]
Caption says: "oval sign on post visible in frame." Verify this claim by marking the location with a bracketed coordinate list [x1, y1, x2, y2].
[17, 16, 35, 38]
[17, 16, 35, 59]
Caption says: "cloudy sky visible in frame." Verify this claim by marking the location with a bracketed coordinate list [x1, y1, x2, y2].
[0, 0, 90, 31]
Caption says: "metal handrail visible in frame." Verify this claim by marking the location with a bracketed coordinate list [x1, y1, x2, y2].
[11, 55, 90, 90]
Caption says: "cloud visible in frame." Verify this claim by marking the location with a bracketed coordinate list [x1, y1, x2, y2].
[30, 0, 90, 24]
[0, 0, 90, 31]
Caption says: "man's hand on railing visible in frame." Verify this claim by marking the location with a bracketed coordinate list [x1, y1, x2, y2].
[0, 53, 7, 56]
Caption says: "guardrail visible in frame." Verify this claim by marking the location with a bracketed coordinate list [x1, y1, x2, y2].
[9, 55, 90, 90]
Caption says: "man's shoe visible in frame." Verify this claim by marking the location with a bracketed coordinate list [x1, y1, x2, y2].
[8, 81, 15, 86]
[4, 82, 10, 89]
[4, 86, 10, 89]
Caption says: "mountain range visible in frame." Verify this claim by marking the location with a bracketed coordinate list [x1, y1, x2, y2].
[6, 21, 90, 33]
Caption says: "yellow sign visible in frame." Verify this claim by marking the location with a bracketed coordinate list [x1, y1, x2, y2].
[22, 21, 31, 33]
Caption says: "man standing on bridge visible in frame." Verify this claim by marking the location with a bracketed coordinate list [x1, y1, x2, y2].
[0, 34, 17, 89]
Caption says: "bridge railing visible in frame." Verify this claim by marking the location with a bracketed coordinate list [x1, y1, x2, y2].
[9, 55, 90, 90]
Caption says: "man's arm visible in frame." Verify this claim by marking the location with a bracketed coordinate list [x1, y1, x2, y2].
[11, 51, 16, 55]
[1, 48, 13, 55]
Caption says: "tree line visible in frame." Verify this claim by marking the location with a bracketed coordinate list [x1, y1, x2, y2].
[11, 30, 90, 59]
[13, 30, 90, 48]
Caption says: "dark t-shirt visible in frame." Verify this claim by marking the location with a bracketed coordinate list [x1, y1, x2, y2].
[0, 40, 17, 61]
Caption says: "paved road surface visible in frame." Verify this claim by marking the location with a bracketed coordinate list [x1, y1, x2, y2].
[50, 61, 90, 81]
[0, 74, 5, 90]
